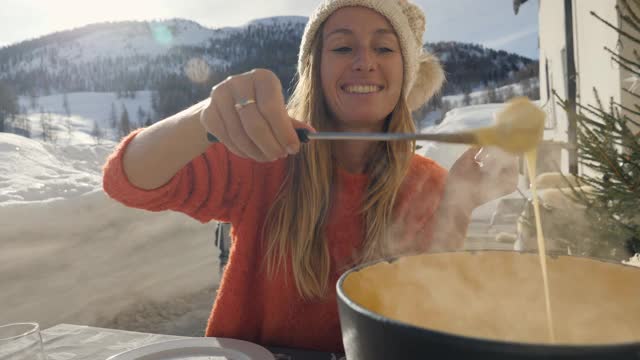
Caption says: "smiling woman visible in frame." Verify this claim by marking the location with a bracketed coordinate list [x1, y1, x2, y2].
[319, 7, 405, 173]
[101, 0, 518, 354]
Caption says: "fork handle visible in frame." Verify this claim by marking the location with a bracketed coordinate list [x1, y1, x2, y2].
[207, 129, 311, 143]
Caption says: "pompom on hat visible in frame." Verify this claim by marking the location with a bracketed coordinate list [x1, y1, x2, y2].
[298, 0, 446, 111]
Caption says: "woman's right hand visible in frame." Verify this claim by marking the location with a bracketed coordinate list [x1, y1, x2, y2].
[200, 68, 315, 162]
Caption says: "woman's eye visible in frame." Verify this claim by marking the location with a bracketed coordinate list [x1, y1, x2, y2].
[377, 47, 393, 53]
[332, 47, 351, 53]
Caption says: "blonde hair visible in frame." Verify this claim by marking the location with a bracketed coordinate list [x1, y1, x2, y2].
[263, 25, 416, 299]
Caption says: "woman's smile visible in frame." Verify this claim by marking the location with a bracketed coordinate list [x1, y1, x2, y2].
[341, 84, 385, 95]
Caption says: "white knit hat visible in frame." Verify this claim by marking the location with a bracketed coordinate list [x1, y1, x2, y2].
[298, 0, 445, 111]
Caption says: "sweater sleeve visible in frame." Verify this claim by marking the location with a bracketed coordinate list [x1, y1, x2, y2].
[102, 129, 253, 224]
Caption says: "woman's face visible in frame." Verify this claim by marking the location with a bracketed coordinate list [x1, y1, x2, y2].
[320, 7, 404, 132]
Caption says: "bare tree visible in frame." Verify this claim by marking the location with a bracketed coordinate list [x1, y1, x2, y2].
[109, 102, 117, 129]
[119, 105, 131, 139]
[0, 80, 18, 133]
[29, 91, 38, 110]
[65, 114, 73, 143]
[62, 93, 71, 117]
[521, 78, 540, 100]
[136, 105, 146, 129]
[462, 88, 472, 106]
[436, 100, 455, 125]
[23, 116, 31, 138]
[39, 107, 47, 141]
[40, 108, 55, 143]
[91, 120, 103, 144]
[501, 85, 517, 102]
[487, 85, 500, 103]
[10, 114, 32, 138]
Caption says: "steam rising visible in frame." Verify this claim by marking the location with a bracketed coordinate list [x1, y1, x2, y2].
[384, 146, 518, 256]
[342, 251, 640, 345]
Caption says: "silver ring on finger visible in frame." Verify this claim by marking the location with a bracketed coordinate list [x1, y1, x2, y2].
[234, 98, 256, 111]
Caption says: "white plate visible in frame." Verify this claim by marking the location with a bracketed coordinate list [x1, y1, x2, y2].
[105, 338, 275, 360]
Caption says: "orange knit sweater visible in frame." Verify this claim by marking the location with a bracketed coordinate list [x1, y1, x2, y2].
[102, 129, 448, 353]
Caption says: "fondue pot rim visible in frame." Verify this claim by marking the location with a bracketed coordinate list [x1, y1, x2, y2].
[336, 249, 640, 352]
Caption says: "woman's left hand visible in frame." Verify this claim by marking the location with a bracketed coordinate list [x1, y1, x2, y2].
[430, 146, 519, 251]
[426, 147, 519, 252]
[446, 146, 519, 211]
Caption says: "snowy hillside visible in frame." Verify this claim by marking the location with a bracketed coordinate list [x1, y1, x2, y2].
[0, 91, 155, 205]
[0, 16, 308, 95]
[18, 91, 153, 141]
[0, 17, 536, 98]
[0, 133, 112, 205]
[13, 19, 221, 70]
[0, 90, 217, 330]
[1, 16, 304, 68]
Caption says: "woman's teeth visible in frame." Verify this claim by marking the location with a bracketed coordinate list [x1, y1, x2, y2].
[344, 85, 381, 94]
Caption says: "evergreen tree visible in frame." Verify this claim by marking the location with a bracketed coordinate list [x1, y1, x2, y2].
[557, 0, 640, 258]
[151, 74, 207, 120]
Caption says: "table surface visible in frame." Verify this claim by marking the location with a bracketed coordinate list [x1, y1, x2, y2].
[40, 324, 345, 360]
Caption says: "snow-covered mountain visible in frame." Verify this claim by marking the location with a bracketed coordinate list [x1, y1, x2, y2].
[0, 17, 308, 95]
[0, 17, 535, 97]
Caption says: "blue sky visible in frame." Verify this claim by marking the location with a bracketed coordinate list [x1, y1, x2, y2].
[0, 0, 539, 58]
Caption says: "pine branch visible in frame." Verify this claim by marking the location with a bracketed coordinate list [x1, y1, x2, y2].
[619, 0, 640, 28]
[611, 100, 640, 118]
[619, 11, 640, 40]
[633, 48, 640, 64]
[623, 88, 640, 101]
[618, 0, 640, 39]
[576, 111, 608, 129]
[604, 46, 640, 70]
[575, 115, 635, 190]
[605, 50, 640, 77]
[580, 104, 633, 140]
[576, 137, 621, 180]
[591, 10, 640, 46]
[622, 113, 640, 128]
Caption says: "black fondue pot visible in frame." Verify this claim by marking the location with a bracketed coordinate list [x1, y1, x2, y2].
[336, 251, 640, 359]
